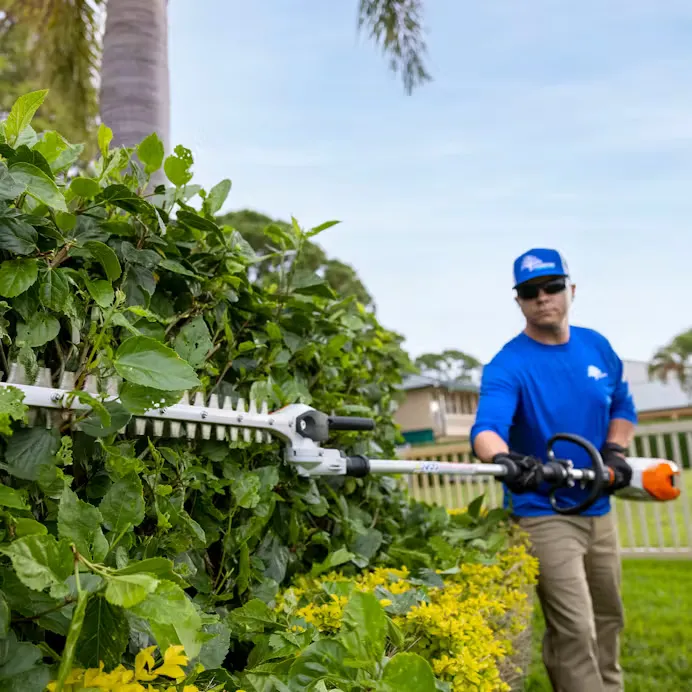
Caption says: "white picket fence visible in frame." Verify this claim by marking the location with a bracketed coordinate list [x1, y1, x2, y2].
[401, 420, 692, 558]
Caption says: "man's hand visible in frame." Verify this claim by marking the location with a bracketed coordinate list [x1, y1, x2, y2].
[493, 452, 543, 494]
[601, 442, 632, 493]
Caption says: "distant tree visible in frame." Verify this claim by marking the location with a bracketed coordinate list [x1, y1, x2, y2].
[6, 0, 430, 155]
[649, 328, 692, 395]
[219, 209, 375, 309]
[414, 349, 483, 383]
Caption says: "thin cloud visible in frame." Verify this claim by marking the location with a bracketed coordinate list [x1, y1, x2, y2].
[169, 1, 692, 363]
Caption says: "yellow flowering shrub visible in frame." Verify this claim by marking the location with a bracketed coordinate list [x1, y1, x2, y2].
[274, 532, 538, 692]
[45, 645, 205, 692]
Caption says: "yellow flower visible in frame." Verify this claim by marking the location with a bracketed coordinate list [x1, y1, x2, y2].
[46, 666, 86, 691]
[49, 534, 538, 692]
[270, 532, 539, 692]
[46, 643, 201, 692]
[152, 644, 189, 680]
[134, 645, 159, 681]
[83, 662, 113, 688]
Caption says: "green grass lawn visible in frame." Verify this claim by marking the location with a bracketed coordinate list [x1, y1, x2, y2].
[524, 559, 692, 691]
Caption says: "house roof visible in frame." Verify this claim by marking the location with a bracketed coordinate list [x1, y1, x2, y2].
[622, 360, 692, 413]
[400, 360, 692, 413]
[401, 374, 479, 393]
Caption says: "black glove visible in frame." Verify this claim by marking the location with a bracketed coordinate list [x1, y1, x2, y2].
[601, 442, 632, 493]
[493, 452, 543, 494]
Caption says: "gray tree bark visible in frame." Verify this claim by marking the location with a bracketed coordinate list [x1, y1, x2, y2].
[99, 0, 170, 156]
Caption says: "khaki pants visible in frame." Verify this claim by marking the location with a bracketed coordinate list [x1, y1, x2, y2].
[517, 512, 625, 692]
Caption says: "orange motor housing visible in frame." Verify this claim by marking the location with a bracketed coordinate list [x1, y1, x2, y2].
[612, 457, 681, 502]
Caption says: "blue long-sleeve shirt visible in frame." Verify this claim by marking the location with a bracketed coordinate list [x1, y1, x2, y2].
[470, 326, 638, 516]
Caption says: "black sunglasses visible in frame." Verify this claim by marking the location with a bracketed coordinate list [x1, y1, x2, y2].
[516, 277, 567, 301]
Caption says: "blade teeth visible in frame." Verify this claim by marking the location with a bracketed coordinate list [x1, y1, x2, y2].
[58, 370, 74, 388]
[236, 398, 251, 442]
[7, 361, 35, 425]
[249, 399, 262, 443]
[169, 390, 182, 437]
[130, 372, 148, 437]
[6, 362, 25, 384]
[195, 391, 211, 440]
[133, 396, 147, 436]
[152, 394, 166, 437]
[77, 374, 99, 433]
[209, 394, 225, 441]
[237, 397, 252, 442]
[34, 367, 52, 429]
[135, 415, 147, 437]
[84, 374, 98, 393]
[222, 395, 234, 442]
[58, 370, 76, 430]
[107, 377, 129, 435]
[1, 368, 281, 447]
[260, 400, 269, 442]
[232, 396, 244, 442]
[37, 367, 53, 386]
[71, 321, 81, 345]
[182, 391, 196, 439]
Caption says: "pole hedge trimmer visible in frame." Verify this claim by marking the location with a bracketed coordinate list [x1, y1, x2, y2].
[0, 372, 681, 517]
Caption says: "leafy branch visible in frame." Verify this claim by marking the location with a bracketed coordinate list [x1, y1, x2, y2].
[0, 89, 531, 692]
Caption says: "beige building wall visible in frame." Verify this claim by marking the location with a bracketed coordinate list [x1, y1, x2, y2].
[442, 391, 479, 415]
[395, 387, 481, 441]
[394, 388, 435, 432]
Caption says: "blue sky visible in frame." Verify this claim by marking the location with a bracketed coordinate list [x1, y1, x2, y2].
[168, 0, 692, 365]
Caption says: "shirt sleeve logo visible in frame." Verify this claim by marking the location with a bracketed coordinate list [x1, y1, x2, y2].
[587, 364, 608, 380]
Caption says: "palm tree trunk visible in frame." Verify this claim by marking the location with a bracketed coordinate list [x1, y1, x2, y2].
[99, 0, 169, 156]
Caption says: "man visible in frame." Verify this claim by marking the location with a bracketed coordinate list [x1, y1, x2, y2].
[469, 248, 638, 692]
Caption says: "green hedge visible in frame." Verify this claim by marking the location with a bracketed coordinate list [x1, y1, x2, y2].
[0, 90, 537, 692]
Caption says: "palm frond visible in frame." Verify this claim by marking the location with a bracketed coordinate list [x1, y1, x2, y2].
[3, 0, 103, 140]
[648, 328, 692, 392]
[357, 0, 431, 94]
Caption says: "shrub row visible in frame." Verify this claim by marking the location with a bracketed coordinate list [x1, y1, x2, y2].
[47, 508, 539, 692]
[0, 91, 538, 692]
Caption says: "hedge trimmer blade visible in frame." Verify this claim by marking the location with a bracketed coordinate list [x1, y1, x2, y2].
[0, 362, 681, 516]
[1, 361, 273, 443]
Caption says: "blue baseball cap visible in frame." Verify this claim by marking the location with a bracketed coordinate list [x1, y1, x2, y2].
[513, 248, 569, 288]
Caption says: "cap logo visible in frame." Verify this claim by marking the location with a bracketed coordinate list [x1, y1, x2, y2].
[520, 254, 556, 272]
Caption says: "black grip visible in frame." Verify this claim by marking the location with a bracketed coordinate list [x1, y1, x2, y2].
[327, 415, 375, 432]
[545, 432, 607, 515]
[346, 454, 371, 477]
[539, 461, 571, 485]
